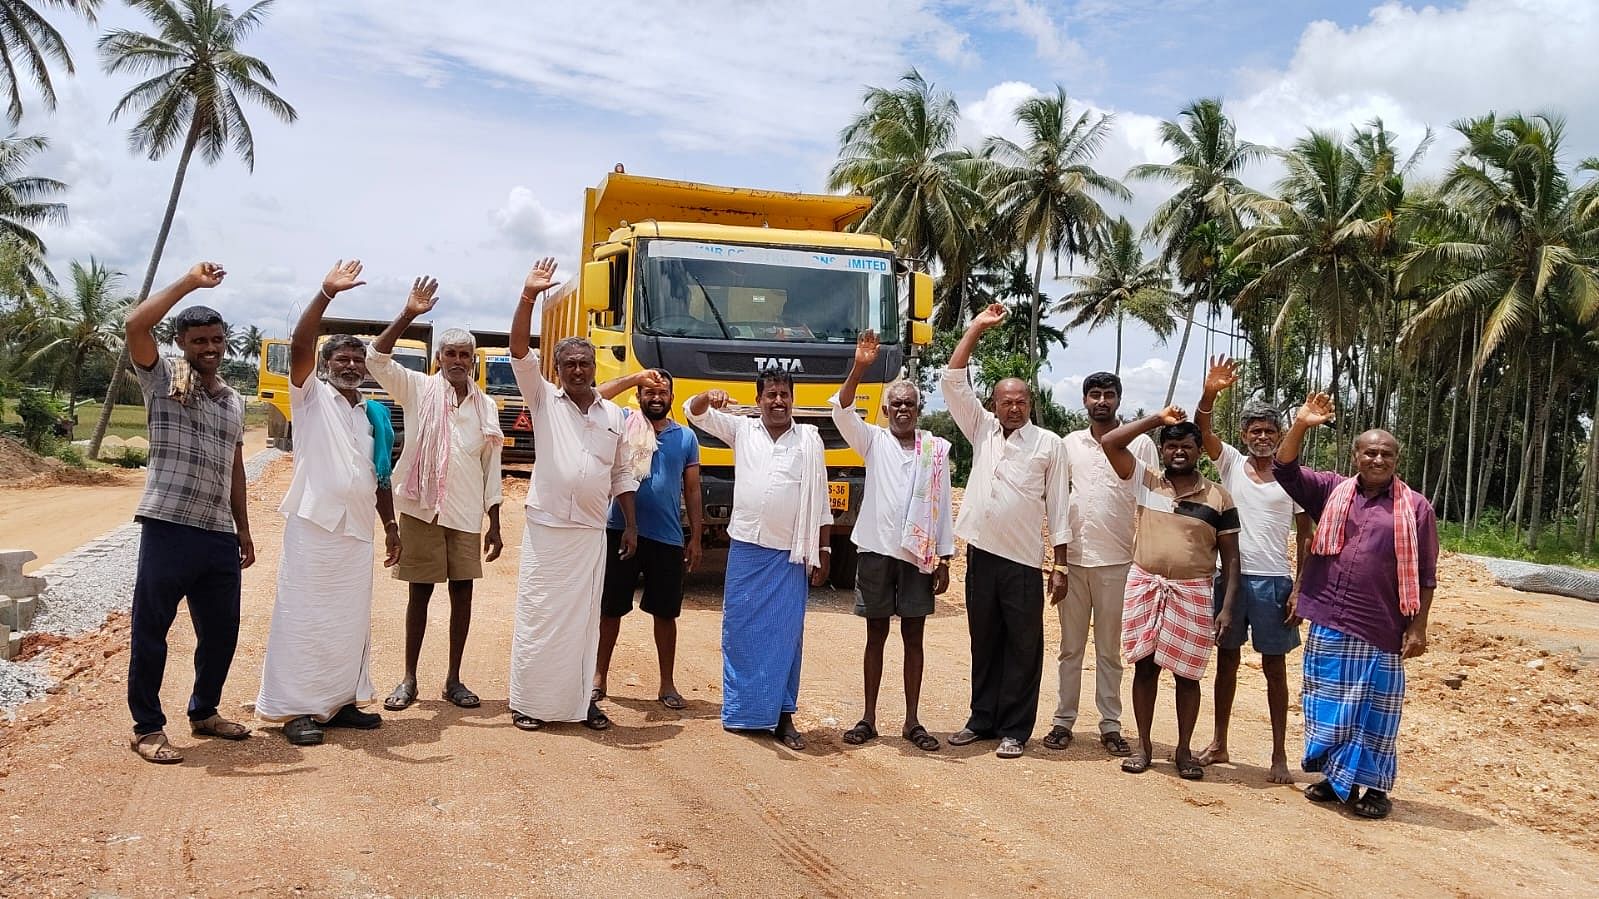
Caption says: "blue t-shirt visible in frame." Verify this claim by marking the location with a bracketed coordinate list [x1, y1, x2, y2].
[607, 415, 700, 546]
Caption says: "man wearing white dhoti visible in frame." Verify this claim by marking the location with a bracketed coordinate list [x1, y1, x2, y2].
[506, 258, 640, 732]
[256, 260, 403, 746]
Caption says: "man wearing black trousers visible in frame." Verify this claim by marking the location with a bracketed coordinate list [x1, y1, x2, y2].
[939, 304, 1070, 759]
[124, 262, 255, 764]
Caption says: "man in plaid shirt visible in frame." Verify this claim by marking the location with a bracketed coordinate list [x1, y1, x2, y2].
[1101, 408, 1241, 780]
[124, 262, 255, 765]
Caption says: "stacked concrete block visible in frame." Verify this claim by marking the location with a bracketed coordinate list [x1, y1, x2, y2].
[0, 550, 44, 661]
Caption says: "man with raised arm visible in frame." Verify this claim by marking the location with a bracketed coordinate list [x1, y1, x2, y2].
[123, 262, 254, 764]
[686, 369, 831, 751]
[368, 278, 504, 713]
[256, 260, 402, 746]
[830, 330, 953, 753]
[1102, 406, 1240, 780]
[1273, 392, 1438, 820]
[507, 258, 640, 733]
[1043, 370, 1159, 758]
[1193, 356, 1312, 783]
[940, 304, 1070, 760]
[591, 367, 702, 713]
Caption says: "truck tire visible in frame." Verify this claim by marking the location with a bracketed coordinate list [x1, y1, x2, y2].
[828, 534, 857, 590]
[266, 407, 293, 452]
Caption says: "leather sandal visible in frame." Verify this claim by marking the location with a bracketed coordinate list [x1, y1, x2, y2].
[130, 732, 183, 764]
[190, 715, 250, 740]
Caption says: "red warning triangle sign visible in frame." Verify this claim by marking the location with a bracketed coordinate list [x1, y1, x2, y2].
[513, 409, 532, 431]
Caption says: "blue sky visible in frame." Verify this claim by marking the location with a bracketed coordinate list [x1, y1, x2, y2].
[21, 0, 1599, 412]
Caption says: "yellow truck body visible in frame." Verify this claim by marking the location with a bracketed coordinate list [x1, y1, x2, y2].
[258, 317, 433, 452]
[537, 171, 933, 582]
[472, 329, 536, 464]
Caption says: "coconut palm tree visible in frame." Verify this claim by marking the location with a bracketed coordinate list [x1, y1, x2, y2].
[87, 0, 297, 458]
[232, 323, 263, 363]
[24, 258, 128, 419]
[0, 132, 67, 287]
[1059, 216, 1179, 374]
[0, 0, 101, 125]
[827, 68, 987, 319]
[983, 85, 1129, 381]
[1127, 98, 1269, 403]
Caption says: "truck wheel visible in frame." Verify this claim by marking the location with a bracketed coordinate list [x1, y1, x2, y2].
[828, 535, 857, 590]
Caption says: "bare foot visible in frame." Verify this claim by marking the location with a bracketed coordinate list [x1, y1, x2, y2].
[1195, 742, 1229, 766]
[1268, 756, 1294, 784]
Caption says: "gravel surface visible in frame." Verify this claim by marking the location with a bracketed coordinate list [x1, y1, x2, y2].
[0, 448, 283, 711]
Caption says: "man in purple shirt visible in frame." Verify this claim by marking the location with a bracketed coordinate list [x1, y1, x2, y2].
[1273, 391, 1437, 820]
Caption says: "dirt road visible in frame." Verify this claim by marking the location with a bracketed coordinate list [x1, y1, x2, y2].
[1, 457, 1597, 897]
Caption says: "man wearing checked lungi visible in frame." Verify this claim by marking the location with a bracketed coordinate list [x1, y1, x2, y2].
[1102, 406, 1241, 780]
[1273, 391, 1438, 820]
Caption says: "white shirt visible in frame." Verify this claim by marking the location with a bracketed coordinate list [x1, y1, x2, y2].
[829, 393, 955, 565]
[510, 353, 638, 529]
[687, 402, 831, 553]
[1061, 428, 1160, 567]
[940, 368, 1069, 569]
[367, 349, 504, 533]
[1215, 442, 1302, 577]
[278, 376, 377, 541]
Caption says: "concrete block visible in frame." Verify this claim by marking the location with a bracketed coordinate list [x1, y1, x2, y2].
[5, 631, 17, 661]
[124, 436, 150, 452]
[0, 573, 44, 598]
[0, 622, 12, 661]
[0, 549, 38, 576]
[0, 595, 36, 630]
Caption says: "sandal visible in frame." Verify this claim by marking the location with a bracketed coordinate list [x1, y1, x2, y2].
[1120, 754, 1151, 774]
[1041, 725, 1073, 750]
[658, 692, 686, 710]
[842, 720, 877, 745]
[442, 682, 481, 709]
[1176, 758, 1205, 781]
[190, 715, 250, 741]
[1100, 732, 1133, 757]
[591, 687, 606, 703]
[130, 732, 183, 765]
[383, 681, 417, 711]
[583, 703, 611, 731]
[512, 713, 544, 731]
[776, 727, 806, 751]
[1304, 780, 1340, 803]
[1353, 790, 1392, 820]
[902, 725, 941, 752]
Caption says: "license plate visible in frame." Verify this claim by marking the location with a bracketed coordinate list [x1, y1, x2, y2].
[828, 481, 848, 512]
[502, 436, 515, 447]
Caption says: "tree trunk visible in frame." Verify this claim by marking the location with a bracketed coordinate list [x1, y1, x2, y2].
[1462, 313, 1482, 529]
[1029, 237, 1046, 386]
[1476, 396, 1505, 528]
[1436, 328, 1465, 516]
[1524, 339, 1561, 550]
[1421, 377, 1437, 500]
[1114, 311, 1123, 376]
[1554, 401, 1571, 543]
[1164, 283, 1203, 406]
[1511, 363, 1537, 535]
[1585, 372, 1599, 554]
[88, 121, 202, 460]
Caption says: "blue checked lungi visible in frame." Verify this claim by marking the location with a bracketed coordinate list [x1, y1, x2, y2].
[1301, 622, 1405, 800]
[721, 539, 808, 730]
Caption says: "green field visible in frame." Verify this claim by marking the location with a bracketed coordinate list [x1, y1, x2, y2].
[2, 395, 267, 442]
[1439, 521, 1599, 571]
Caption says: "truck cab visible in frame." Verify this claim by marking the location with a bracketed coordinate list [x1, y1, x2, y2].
[473, 329, 537, 464]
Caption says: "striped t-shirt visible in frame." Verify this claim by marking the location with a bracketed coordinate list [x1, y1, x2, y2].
[1129, 461, 1239, 580]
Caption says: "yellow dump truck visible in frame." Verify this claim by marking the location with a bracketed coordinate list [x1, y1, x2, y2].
[472, 329, 537, 464]
[258, 316, 433, 452]
[538, 171, 933, 585]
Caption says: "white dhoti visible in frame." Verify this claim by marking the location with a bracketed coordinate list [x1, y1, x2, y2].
[509, 519, 607, 722]
[256, 516, 376, 722]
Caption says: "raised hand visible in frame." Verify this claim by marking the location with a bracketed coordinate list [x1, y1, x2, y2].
[1296, 392, 1336, 428]
[1156, 404, 1187, 426]
[188, 262, 226, 289]
[854, 329, 880, 367]
[1203, 355, 1240, 394]
[637, 369, 668, 393]
[405, 276, 440, 318]
[705, 389, 732, 409]
[322, 259, 367, 297]
[522, 257, 559, 299]
[972, 303, 1007, 330]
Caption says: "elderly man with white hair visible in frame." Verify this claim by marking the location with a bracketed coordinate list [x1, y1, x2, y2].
[368, 277, 505, 714]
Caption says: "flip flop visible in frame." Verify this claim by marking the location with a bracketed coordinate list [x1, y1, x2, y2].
[658, 692, 686, 710]
[512, 713, 543, 731]
[1177, 759, 1205, 780]
[842, 720, 877, 745]
[902, 725, 941, 752]
[130, 732, 183, 765]
[1120, 754, 1151, 774]
[583, 703, 611, 731]
[383, 682, 417, 711]
[776, 728, 806, 751]
[442, 682, 481, 709]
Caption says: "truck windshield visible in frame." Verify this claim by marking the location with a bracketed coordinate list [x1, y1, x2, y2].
[484, 356, 518, 396]
[637, 240, 897, 343]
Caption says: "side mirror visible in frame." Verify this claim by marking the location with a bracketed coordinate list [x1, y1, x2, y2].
[910, 320, 933, 346]
[911, 271, 933, 321]
[582, 260, 610, 313]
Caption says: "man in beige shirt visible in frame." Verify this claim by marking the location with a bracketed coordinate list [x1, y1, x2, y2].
[940, 304, 1070, 760]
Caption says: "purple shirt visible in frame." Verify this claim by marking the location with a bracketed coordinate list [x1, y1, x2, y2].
[1272, 458, 1438, 654]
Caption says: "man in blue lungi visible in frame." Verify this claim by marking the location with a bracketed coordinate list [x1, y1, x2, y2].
[687, 369, 832, 750]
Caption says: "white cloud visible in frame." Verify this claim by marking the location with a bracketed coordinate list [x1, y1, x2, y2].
[490, 186, 580, 255]
[1049, 356, 1186, 417]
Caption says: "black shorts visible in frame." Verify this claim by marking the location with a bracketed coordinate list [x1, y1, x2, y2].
[853, 550, 936, 619]
[601, 531, 685, 619]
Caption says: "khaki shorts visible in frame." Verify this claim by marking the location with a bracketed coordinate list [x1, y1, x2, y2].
[393, 513, 483, 583]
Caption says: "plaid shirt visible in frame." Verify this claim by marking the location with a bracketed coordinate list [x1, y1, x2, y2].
[133, 356, 245, 533]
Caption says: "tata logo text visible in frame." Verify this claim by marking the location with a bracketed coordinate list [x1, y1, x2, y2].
[754, 356, 804, 372]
